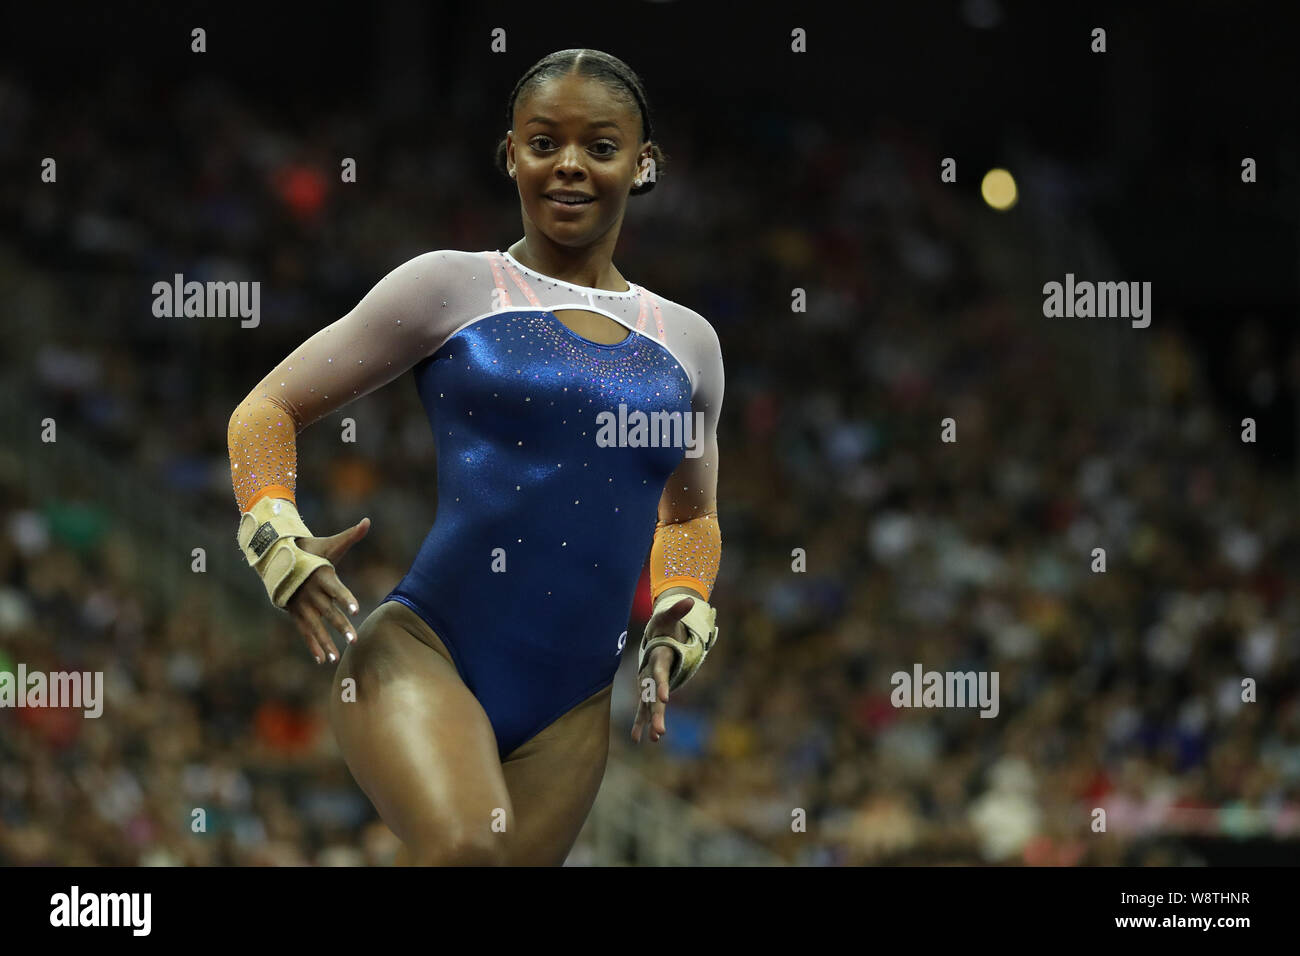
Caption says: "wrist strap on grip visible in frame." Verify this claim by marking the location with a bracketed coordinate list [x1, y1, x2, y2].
[638, 593, 720, 692]
[237, 496, 331, 608]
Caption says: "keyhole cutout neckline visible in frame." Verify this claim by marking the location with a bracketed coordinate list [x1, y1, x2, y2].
[549, 308, 633, 347]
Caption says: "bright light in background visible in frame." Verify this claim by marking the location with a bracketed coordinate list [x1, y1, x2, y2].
[981, 168, 1018, 211]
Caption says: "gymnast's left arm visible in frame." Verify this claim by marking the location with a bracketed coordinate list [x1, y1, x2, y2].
[631, 319, 724, 744]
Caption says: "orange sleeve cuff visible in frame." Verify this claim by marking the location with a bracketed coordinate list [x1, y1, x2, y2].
[244, 484, 297, 512]
[649, 511, 721, 602]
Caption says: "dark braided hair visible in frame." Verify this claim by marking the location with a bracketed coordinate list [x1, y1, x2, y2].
[493, 49, 667, 196]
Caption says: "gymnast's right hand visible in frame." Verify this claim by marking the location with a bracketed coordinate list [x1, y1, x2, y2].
[285, 517, 370, 664]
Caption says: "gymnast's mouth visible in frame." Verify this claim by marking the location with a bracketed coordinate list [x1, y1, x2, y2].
[544, 191, 595, 206]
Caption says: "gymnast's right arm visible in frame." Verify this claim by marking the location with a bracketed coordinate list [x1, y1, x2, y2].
[227, 252, 457, 664]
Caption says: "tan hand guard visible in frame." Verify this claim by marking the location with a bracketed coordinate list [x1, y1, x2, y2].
[638, 593, 720, 692]
[236, 496, 332, 608]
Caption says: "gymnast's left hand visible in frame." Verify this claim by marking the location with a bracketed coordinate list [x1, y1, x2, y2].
[631, 595, 695, 744]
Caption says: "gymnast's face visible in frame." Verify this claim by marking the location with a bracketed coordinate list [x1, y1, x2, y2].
[507, 72, 648, 248]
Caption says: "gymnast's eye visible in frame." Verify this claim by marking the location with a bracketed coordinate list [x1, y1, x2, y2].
[529, 136, 617, 157]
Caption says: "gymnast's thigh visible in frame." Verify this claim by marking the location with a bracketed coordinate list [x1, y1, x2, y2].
[500, 682, 613, 866]
[327, 601, 512, 855]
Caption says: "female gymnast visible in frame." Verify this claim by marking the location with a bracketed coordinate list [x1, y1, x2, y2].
[227, 48, 724, 865]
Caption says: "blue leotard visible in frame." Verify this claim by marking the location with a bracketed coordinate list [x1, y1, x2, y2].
[384, 251, 722, 757]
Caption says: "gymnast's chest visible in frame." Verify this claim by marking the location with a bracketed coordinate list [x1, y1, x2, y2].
[416, 311, 693, 437]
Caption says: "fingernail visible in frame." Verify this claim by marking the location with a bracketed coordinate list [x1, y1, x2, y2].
[315, 656, 322, 665]
[347, 632, 356, 643]
[349, 603, 358, 614]
[328, 652, 336, 662]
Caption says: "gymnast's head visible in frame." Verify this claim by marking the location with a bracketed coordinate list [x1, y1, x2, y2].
[494, 49, 668, 248]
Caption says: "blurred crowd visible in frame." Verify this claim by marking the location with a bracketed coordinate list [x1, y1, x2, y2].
[2, 65, 1299, 866]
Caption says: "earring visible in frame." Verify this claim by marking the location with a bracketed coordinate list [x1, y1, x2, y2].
[509, 169, 516, 178]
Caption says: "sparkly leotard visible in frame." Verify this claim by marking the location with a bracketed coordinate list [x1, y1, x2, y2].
[228, 249, 723, 758]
